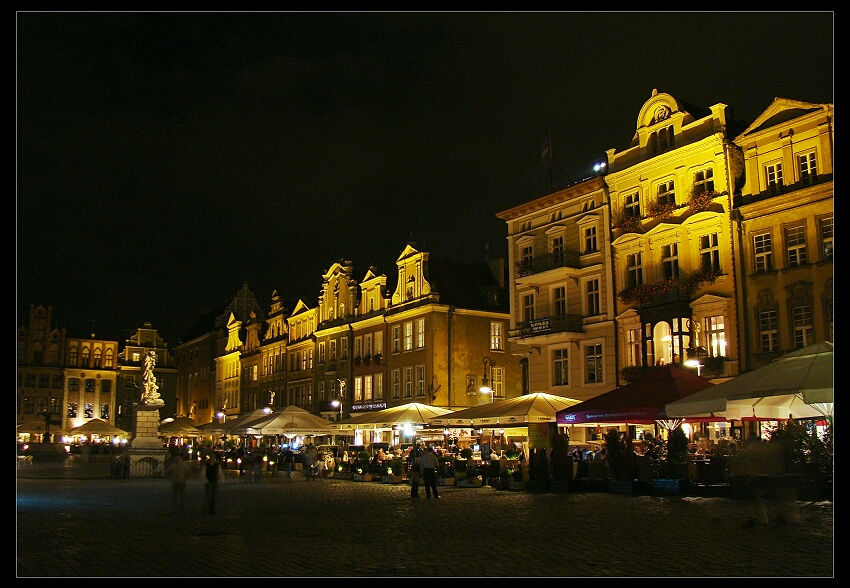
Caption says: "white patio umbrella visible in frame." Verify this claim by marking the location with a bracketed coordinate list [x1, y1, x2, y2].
[68, 418, 129, 437]
[203, 408, 274, 436]
[329, 402, 453, 431]
[665, 341, 833, 421]
[429, 392, 580, 428]
[239, 405, 333, 436]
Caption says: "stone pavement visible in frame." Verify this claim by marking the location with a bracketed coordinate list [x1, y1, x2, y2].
[17, 467, 833, 578]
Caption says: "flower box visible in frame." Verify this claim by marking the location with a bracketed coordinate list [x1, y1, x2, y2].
[436, 477, 455, 486]
[456, 478, 483, 488]
[352, 473, 372, 482]
[508, 481, 526, 491]
[382, 475, 404, 484]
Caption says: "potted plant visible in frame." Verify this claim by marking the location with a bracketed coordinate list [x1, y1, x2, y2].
[353, 450, 372, 481]
[382, 457, 404, 483]
[457, 465, 482, 487]
[436, 456, 454, 485]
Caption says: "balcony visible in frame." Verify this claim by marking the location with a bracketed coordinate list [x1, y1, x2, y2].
[515, 251, 581, 277]
[510, 314, 584, 338]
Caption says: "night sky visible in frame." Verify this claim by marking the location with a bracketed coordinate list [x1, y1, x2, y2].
[17, 12, 834, 345]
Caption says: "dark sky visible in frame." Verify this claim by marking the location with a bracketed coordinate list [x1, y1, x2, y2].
[17, 12, 834, 345]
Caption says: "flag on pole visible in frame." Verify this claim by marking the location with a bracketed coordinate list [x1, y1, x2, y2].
[541, 136, 552, 163]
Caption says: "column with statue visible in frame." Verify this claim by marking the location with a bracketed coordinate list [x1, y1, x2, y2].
[127, 350, 168, 476]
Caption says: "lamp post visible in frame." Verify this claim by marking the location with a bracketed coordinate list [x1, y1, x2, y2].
[479, 357, 496, 403]
[332, 378, 346, 422]
[685, 346, 707, 377]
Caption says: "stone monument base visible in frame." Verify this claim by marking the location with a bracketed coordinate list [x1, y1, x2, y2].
[125, 447, 168, 478]
[127, 404, 167, 477]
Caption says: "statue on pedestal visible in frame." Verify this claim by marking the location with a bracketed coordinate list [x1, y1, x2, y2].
[140, 350, 164, 406]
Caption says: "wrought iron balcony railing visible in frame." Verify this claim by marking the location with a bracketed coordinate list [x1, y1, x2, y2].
[510, 314, 584, 338]
[515, 250, 581, 277]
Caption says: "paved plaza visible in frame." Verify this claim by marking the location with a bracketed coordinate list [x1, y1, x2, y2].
[17, 467, 833, 578]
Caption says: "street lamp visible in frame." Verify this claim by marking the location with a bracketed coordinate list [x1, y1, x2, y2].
[685, 346, 707, 377]
[479, 357, 496, 402]
[331, 378, 346, 421]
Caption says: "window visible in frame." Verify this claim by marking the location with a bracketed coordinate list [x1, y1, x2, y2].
[85, 379, 96, 393]
[100, 404, 109, 419]
[656, 180, 675, 206]
[392, 325, 401, 353]
[39, 374, 49, 388]
[67, 402, 78, 419]
[553, 349, 568, 386]
[785, 225, 807, 267]
[364, 374, 373, 401]
[374, 373, 383, 400]
[759, 310, 779, 353]
[583, 225, 597, 254]
[754, 233, 773, 273]
[820, 217, 833, 261]
[661, 243, 679, 280]
[792, 305, 814, 349]
[521, 245, 533, 265]
[354, 377, 363, 402]
[341, 338, 348, 360]
[626, 252, 643, 288]
[490, 322, 504, 351]
[492, 367, 504, 399]
[354, 337, 362, 360]
[375, 332, 383, 355]
[693, 168, 714, 194]
[392, 369, 400, 398]
[25, 373, 35, 387]
[700, 233, 721, 273]
[585, 344, 603, 384]
[551, 235, 565, 262]
[403, 321, 413, 351]
[365, 334, 373, 357]
[415, 318, 425, 349]
[766, 163, 783, 196]
[522, 293, 535, 322]
[416, 365, 425, 397]
[101, 380, 111, 395]
[319, 342, 326, 364]
[330, 340, 337, 361]
[404, 367, 413, 397]
[308, 349, 314, 369]
[301, 351, 307, 371]
[553, 287, 567, 317]
[703, 315, 727, 358]
[628, 328, 642, 367]
[52, 375, 63, 389]
[84, 403, 94, 419]
[798, 152, 817, 186]
[585, 279, 600, 316]
[624, 192, 641, 218]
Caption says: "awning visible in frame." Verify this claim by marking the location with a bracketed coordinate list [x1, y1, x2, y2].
[557, 365, 719, 426]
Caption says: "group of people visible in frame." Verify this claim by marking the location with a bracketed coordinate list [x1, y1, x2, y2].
[407, 443, 440, 499]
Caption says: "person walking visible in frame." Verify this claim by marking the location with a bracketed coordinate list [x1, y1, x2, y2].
[282, 448, 294, 478]
[203, 452, 224, 515]
[420, 445, 440, 499]
[165, 451, 189, 514]
[408, 444, 422, 498]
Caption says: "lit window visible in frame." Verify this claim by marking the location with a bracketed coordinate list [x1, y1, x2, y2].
[754, 233, 773, 273]
[661, 243, 679, 280]
[798, 152, 817, 186]
[785, 225, 807, 267]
